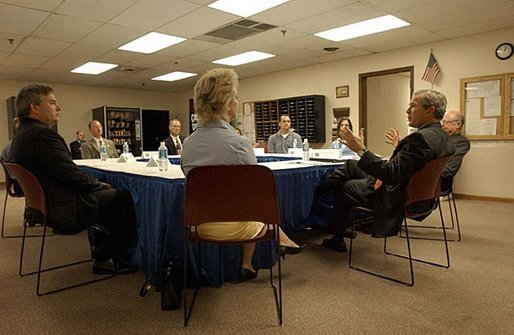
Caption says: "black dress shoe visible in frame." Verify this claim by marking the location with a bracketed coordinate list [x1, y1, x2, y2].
[92, 259, 138, 275]
[279, 244, 306, 259]
[92, 259, 117, 275]
[322, 238, 347, 253]
[113, 257, 139, 275]
[230, 268, 258, 283]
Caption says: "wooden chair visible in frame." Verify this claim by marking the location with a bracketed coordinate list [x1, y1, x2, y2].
[183, 165, 282, 326]
[3, 162, 114, 296]
[348, 155, 452, 286]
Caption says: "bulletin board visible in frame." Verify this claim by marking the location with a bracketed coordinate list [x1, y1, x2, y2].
[460, 73, 514, 140]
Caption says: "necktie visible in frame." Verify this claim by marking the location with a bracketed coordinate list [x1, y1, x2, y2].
[175, 138, 181, 153]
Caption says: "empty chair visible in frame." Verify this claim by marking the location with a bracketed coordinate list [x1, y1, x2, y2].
[3, 162, 114, 296]
[183, 165, 282, 326]
[348, 155, 452, 286]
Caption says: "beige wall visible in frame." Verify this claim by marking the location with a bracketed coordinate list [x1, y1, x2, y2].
[2, 27, 514, 199]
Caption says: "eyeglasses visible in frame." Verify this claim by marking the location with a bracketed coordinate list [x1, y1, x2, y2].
[441, 120, 459, 125]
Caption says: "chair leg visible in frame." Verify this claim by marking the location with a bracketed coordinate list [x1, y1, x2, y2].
[349, 218, 414, 286]
[1, 190, 8, 238]
[20, 223, 114, 295]
[268, 230, 282, 325]
[387, 204, 450, 269]
[449, 194, 461, 242]
[183, 235, 200, 327]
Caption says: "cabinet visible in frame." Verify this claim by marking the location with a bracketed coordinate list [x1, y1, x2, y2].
[93, 106, 169, 156]
[253, 95, 325, 143]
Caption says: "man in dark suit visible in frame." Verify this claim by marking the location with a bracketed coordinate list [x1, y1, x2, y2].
[163, 118, 186, 155]
[322, 89, 455, 252]
[10, 84, 138, 274]
[69, 130, 85, 160]
[440, 110, 470, 193]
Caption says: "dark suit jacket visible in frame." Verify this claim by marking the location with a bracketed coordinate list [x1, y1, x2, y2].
[10, 118, 107, 234]
[357, 121, 455, 236]
[69, 140, 83, 160]
[163, 135, 186, 155]
[441, 133, 470, 193]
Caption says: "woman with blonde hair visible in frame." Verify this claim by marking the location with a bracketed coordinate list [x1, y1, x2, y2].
[181, 68, 303, 282]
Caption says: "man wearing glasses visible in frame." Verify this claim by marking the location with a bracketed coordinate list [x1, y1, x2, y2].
[440, 110, 470, 193]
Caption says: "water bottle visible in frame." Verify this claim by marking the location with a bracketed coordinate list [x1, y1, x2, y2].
[292, 138, 298, 148]
[302, 138, 309, 161]
[122, 141, 129, 154]
[100, 142, 107, 161]
[158, 142, 168, 172]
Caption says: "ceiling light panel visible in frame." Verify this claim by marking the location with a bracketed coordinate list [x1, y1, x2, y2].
[71, 62, 118, 75]
[314, 15, 409, 42]
[208, 0, 289, 17]
[213, 51, 275, 66]
[118, 32, 186, 54]
[152, 71, 197, 82]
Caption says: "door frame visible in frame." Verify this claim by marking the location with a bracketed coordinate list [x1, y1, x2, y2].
[359, 66, 414, 144]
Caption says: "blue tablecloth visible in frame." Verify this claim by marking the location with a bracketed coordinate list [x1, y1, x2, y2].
[81, 163, 338, 288]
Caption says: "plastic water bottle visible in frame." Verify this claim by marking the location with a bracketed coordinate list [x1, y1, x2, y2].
[122, 141, 129, 154]
[302, 138, 309, 161]
[292, 138, 298, 148]
[100, 142, 107, 161]
[158, 142, 168, 172]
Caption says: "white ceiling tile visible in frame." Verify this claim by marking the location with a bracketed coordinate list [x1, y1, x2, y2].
[79, 24, 147, 48]
[226, 28, 306, 50]
[38, 57, 86, 72]
[0, 3, 50, 36]
[0, 51, 10, 63]
[0, 0, 62, 11]
[56, 0, 139, 22]
[124, 54, 177, 69]
[251, 0, 356, 26]
[111, 0, 200, 30]
[3, 53, 48, 67]
[15, 37, 71, 57]
[94, 49, 144, 64]
[57, 43, 112, 62]
[285, 2, 386, 34]
[0, 32, 25, 52]
[158, 7, 238, 39]
[0, 64, 34, 78]
[155, 39, 219, 58]
[32, 14, 103, 42]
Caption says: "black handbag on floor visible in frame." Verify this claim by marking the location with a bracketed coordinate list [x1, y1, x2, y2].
[161, 260, 183, 311]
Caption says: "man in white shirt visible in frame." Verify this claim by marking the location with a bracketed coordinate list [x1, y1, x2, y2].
[163, 118, 186, 155]
[81, 120, 118, 159]
[267, 114, 302, 153]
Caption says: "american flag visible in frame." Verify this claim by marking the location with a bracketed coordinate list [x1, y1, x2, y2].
[421, 52, 441, 84]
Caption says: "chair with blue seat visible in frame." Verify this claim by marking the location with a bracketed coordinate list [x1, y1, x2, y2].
[348, 155, 452, 286]
[183, 165, 282, 326]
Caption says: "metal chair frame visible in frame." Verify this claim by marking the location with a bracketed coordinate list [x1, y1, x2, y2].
[348, 156, 452, 286]
[4, 162, 114, 296]
[183, 165, 282, 326]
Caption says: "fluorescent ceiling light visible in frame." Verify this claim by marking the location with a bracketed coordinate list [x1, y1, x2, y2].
[208, 0, 289, 17]
[213, 51, 275, 66]
[152, 71, 197, 82]
[118, 32, 186, 54]
[314, 15, 409, 42]
[71, 62, 118, 75]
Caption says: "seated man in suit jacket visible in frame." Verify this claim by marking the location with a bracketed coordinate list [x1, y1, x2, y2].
[10, 84, 137, 275]
[322, 89, 455, 252]
[69, 130, 85, 160]
[81, 120, 119, 159]
[163, 118, 186, 155]
[440, 110, 470, 193]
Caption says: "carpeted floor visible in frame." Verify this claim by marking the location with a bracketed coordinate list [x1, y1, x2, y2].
[0, 195, 513, 334]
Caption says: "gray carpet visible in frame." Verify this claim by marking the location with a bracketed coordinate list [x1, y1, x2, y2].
[0, 195, 513, 334]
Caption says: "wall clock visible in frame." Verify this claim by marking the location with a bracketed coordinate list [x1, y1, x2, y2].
[495, 42, 513, 60]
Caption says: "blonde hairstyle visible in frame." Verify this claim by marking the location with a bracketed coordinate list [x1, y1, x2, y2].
[193, 68, 238, 122]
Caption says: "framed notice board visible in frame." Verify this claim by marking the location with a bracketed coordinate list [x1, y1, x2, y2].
[460, 73, 514, 140]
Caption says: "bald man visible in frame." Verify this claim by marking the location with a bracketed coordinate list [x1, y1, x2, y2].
[440, 110, 470, 193]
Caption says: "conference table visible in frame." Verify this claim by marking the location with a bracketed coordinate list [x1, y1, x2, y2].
[76, 155, 343, 287]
